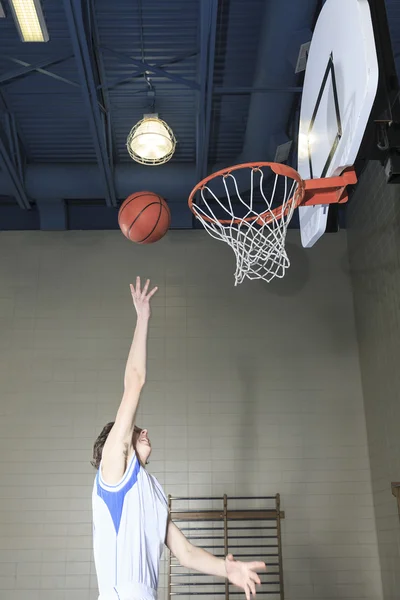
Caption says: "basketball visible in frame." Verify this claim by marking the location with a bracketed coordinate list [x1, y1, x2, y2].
[118, 191, 171, 244]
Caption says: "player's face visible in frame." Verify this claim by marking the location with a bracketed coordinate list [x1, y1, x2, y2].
[133, 426, 152, 465]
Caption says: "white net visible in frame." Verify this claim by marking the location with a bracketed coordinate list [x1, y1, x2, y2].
[190, 165, 302, 285]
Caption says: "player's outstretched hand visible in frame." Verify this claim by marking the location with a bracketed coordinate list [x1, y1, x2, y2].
[130, 277, 158, 320]
[225, 554, 267, 600]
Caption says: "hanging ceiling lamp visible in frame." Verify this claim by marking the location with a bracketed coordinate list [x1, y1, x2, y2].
[126, 0, 176, 166]
[127, 113, 176, 166]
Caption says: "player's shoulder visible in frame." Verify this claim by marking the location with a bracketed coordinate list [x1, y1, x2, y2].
[100, 443, 138, 485]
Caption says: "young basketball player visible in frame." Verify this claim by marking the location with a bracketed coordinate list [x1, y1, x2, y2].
[91, 277, 267, 600]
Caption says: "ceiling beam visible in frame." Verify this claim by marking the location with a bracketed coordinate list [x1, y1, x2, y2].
[63, 0, 117, 207]
[3, 112, 23, 180]
[196, 0, 218, 184]
[214, 86, 303, 94]
[0, 54, 74, 85]
[101, 46, 200, 90]
[0, 88, 31, 161]
[100, 49, 199, 92]
[88, 0, 115, 172]
[0, 123, 30, 209]
[96, 84, 304, 97]
[0, 88, 30, 209]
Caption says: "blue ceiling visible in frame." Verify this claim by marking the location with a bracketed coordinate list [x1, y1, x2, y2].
[0, 0, 398, 231]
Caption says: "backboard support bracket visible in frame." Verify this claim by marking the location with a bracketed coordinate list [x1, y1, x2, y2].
[302, 168, 357, 206]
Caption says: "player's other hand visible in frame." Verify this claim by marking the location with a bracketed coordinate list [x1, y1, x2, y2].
[225, 554, 267, 600]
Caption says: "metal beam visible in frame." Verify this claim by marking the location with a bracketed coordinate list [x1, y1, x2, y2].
[99, 49, 199, 91]
[0, 164, 198, 206]
[0, 54, 74, 85]
[214, 86, 303, 94]
[63, 0, 116, 207]
[0, 89, 31, 161]
[4, 112, 23, 181]
[2, 55, 79, 88]
[101, 47, 200, 90]
[89, 0, 115, 172]
[0, 88, 29, 208]
[196, 0, 218, 183]
[0, 123, 30, 209]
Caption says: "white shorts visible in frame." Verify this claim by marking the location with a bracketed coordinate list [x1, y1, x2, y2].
[98, 582, 157, 600]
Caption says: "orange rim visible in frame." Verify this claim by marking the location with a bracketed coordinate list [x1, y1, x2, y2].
[188, 162, 305, 225]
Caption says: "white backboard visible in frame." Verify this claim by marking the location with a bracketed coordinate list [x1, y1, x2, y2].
[297, 0, 379, 248]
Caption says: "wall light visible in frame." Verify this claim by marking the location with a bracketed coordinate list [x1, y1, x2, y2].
[8, 0, 49, 42]
[127, 114, 176, 166]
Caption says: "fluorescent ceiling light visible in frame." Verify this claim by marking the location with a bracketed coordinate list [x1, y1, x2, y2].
[8, 0, 49, 42]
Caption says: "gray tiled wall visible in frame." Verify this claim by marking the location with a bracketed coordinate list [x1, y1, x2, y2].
[0, 229, 382, 600]
[347, 160, 400, 600]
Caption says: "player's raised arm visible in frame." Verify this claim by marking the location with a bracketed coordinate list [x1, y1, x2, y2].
[101, 277, 157, 482]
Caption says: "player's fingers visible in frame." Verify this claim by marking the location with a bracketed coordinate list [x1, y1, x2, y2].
[135, 276, 141, 295]
[141, 278, 150, 297]
[248, 580, 256, 596]
[245, 583, 251, 600]
[249, 572, 261, 586]
[248, 562, 267, 572]
[147, 286, 158, 299]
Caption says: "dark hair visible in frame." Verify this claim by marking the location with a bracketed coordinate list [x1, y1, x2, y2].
[91, 423, 144, 469]
[91, 421, 115, 469]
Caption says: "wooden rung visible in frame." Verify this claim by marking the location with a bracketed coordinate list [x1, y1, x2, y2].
[170, 510, 285, 521]
[169, 495, 284, 599]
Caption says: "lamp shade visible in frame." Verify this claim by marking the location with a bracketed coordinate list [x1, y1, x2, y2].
[127, 114, 176, 165]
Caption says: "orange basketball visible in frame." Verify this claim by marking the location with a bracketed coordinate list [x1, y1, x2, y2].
[118, 191, 171, 244]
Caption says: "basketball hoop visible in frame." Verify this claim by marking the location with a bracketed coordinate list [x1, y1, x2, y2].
[188, 162, 357, 285]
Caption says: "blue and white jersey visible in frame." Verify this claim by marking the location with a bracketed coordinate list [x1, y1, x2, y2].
[92, 452, 168, 600]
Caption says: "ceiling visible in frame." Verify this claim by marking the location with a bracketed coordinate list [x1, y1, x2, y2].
[0, 0, 398, 231]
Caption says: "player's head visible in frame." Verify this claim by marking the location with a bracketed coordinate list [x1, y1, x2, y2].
[91, 422, 151, 469]
[133, 425, 152, 465]
[91, 422, 114, 470]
